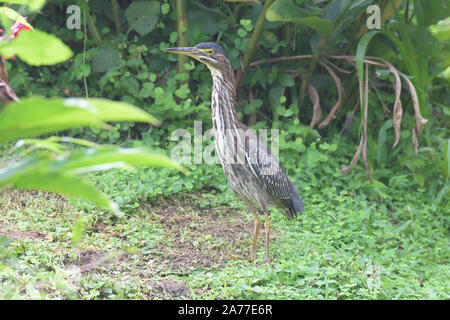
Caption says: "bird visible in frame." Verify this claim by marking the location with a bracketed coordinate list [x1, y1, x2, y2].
[166, 42, 304, 264]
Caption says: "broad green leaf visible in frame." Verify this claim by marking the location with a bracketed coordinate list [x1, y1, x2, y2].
[0, 97, 159, 144]
[0, 145, 185, 216]
[324, 0, 371, 36]
[266, 0, 332, 37]
[82, 98, 160, 125]
[278, 73, 295, 87]
[58, 147, 187, 174]
[125, 1, 160, 36]
[388, 2, 428, 117]
[0, 30, 73, 66]
[0, 7, 33, 29]
[422, 0, 450, 26]
[91, 46, 121, 72]
[377, 119, 393, 164]
[0, 0, 46, 11]
[0, 97, 104, 143]
[0, 155, 119, 214]
[14, 138, 67, 154]
[356, 30, 380, 83]
[187, 2, 223, 37]
[8, 171, 119, 214]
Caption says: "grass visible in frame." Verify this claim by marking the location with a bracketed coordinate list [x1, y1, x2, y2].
[0, 162, 449, 299]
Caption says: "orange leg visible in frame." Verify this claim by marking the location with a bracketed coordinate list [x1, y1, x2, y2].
[250, 210, 260, 263]
[262, 210, 271, 264]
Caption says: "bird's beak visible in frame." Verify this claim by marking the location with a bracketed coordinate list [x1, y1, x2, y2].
[165, 47, 199, 58]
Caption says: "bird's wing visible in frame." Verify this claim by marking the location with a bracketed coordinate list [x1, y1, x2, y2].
[242, 127, 303, 218]
[243, 129, 293, 201]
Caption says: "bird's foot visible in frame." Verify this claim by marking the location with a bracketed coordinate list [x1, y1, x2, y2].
[232, 254, 252, 262]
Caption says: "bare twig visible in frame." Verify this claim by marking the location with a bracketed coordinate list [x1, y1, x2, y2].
[307, 83, 321, 128]
[317, 61, 344, 129]
[0, 57, 19, 106]
[249, 55, 313, 67]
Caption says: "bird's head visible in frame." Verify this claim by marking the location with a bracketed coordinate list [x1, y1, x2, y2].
[166, 42, 232, 78]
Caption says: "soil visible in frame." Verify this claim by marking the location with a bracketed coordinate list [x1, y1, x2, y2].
[0, 191, 273, 299]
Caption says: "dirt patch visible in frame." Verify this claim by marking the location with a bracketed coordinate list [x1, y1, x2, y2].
[68, 249, 131, 274]
[0, 222, 47, 240]
[142, 199, 264, 273]
[148, 279, 190, 299]
[0, 189, 72, 214]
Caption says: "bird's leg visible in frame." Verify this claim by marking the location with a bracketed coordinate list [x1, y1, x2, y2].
[250, 210, 260, 263]
[262, 210, 271, 264]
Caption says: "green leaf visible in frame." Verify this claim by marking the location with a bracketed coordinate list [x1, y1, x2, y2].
[80, 64, 91, 77]
[266, 0, 332, 37]
[278, 73, 295, 87]
[355, 30, 379, 115]
[0, 0, 45, 11]
[59, 147, 187, 174]
[125, 1, 160, 36]
[0, 97, 159, 144]
[0, 7, 32, 28]
[0, 156, 117, 213]
[422, 0, 450, 26]
[187, 4, 222, 37]
[91, 46, 121, 73]
[0, 30, 73, 66]
[84, 98, 160, 125]
[0, 145, 186, 215]
[14, 138, 66, 154]
[0, 97, 103, 143]
[377, 119, 393, 164]
[356, 30, 380, 84]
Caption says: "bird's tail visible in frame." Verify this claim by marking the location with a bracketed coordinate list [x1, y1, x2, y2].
[283, 181, 304, 219]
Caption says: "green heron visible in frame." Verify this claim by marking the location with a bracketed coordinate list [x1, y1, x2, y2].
[166, 42, 304, 263]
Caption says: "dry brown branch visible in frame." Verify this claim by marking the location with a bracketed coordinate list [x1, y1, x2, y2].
[341, 134, 363, 175]
[0, 57, 19, 106]
[317, 61, 344, 129]
[307, 83, 321, 128]
[399, 72, 428, 137]
[362, 63, 373, 182]
[322, 59, 353, 74]
[249, 55, 313, 67]
[245, 53, 427, 176]
[368, 57, 402, 148]
[370, 80, 390, 114]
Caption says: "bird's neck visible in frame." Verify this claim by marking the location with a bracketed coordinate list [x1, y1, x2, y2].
[210, 69, 239, 132]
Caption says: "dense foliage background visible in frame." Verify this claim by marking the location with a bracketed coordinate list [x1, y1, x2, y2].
[7, 0, 448, 204]
[0, 0, 448, 299]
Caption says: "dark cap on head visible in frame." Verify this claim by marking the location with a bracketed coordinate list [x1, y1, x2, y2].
[195, 42, 228, 58]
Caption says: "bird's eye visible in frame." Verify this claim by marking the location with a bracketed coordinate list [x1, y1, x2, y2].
[208, 50, 214, 55]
